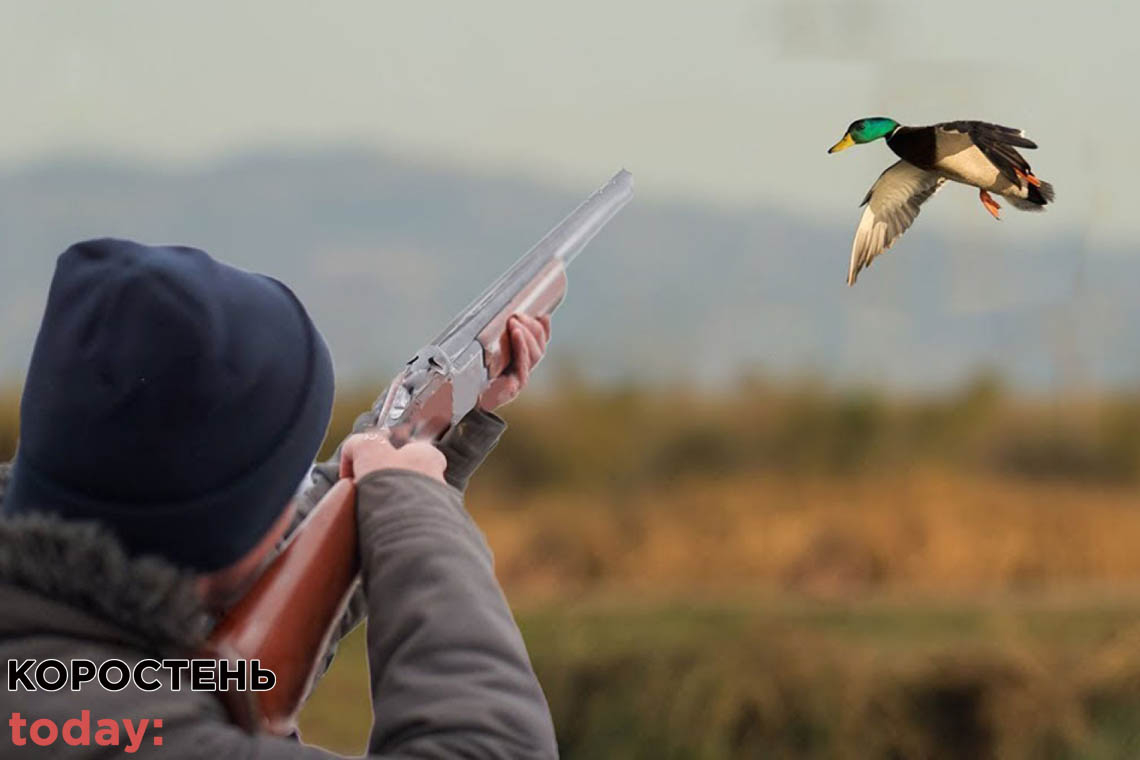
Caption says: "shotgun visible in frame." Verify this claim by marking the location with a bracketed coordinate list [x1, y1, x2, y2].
[204, 169, 634, 734]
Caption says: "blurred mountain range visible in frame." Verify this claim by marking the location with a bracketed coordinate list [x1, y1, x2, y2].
[1, 149, 1135, 391]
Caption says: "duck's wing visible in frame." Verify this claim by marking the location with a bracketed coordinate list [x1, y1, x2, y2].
[848, 160, 946, 285]
[936, 121, 1036, 185]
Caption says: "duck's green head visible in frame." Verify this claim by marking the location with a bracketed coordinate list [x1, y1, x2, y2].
[828, 117, 899, 153]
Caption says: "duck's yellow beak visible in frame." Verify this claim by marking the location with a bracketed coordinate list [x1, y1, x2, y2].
[828, 133, 855, 154]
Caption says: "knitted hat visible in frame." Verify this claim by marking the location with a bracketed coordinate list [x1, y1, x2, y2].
[3, 239, 335, 571]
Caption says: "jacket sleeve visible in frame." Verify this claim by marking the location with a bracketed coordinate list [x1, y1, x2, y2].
[354, 469, 557, 758]
[157, 470, 555, 759]
[158, 474, 554, 759]
[296, 407, 507, 683]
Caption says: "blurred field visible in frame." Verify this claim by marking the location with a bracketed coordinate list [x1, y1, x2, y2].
[321, 375, 1140, 597]
[5, 377, 1140, 757]
[301, 595, 1140, 759]
[470, 470, 1140, 600]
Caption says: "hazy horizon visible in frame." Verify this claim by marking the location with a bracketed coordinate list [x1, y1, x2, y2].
[1, 148, 1135, 394]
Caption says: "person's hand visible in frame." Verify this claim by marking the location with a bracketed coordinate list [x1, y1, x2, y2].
[339, 429, 446, 484]
[478, 313, 551, 411]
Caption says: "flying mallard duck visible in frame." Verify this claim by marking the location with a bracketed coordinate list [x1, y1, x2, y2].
[828, 118, 1054, 285]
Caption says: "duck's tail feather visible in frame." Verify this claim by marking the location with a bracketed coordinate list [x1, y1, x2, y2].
[1007, 179, 1055, 210]
[1031, 179, 1055, 204]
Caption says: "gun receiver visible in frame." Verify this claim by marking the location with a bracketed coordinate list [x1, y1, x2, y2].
[204, 170, 633, 734]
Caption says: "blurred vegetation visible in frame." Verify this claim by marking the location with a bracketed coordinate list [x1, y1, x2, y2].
[320, 371, 1140, 493]
[5, 373, 1140, 757]
[306, 373, 1140, 758]
[302, 599, 1140, 759]
[7, 372, 1140, 487]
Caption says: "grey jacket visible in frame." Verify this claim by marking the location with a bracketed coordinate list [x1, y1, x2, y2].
[0, 411, 558, 758]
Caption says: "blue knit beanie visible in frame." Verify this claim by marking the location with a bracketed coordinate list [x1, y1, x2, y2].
[3, 239, 335, 572]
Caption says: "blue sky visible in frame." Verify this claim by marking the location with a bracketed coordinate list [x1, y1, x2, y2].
[1, 0, 1135, 246]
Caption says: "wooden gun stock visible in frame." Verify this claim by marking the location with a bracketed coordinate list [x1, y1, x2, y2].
[203, 478, 359, 735]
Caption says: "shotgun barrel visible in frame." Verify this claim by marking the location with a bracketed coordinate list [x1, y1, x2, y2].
[374, 169, 634, 445]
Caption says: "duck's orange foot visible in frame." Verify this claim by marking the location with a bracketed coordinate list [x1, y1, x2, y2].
[979, 189, 1002, 220]
[1014, 167, 1042, 187]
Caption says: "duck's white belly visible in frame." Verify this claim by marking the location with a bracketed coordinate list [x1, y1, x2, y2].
[935, 145, 1018, 195]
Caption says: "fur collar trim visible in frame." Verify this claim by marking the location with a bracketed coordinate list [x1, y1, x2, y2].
[0, 513, 210, 648]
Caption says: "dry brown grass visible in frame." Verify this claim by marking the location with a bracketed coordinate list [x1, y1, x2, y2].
[470, 467, 1140, 600]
